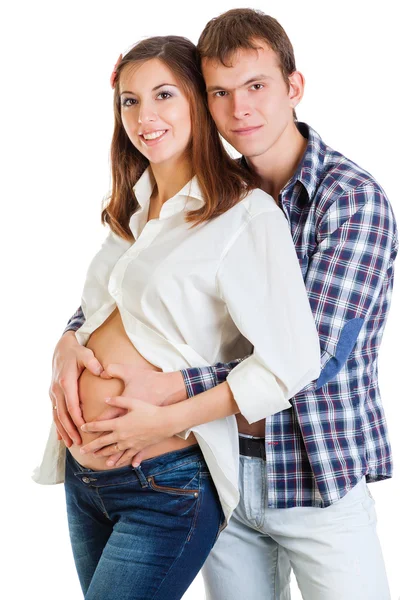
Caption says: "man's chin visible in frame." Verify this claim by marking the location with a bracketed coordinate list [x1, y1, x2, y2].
[233, 142, 269, 159]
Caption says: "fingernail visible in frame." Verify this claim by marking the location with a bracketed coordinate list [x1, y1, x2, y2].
[95, 367, 102, 375]
[80, 448, 86, 454]
[105, 397, 111, 403]
[106, 460, 114, 466]
[132, 462, 140, 468]
[81, 425, 87, 431]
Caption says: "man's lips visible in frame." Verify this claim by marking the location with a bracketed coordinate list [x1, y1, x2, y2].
[231, 125, 264, 136]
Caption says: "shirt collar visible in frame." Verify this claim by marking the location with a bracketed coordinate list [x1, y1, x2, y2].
[130, 167, 205, 238]
[284, 122, 327, 201]
[239, 122, 327, 203]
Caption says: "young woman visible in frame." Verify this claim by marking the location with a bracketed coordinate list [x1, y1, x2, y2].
[34, 36, 320, 599]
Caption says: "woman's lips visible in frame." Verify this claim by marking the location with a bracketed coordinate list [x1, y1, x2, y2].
[139, 130, 169, 146]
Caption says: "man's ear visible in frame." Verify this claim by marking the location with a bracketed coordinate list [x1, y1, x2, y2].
[288, 71, 305, 109]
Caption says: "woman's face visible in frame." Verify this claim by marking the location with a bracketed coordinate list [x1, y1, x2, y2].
[119, 58, 192, 167]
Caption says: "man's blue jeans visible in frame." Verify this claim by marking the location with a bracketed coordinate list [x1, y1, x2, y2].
[65, 445, 223, 599]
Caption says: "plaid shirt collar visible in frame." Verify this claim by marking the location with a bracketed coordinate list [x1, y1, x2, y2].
[285, 122, 327, 201]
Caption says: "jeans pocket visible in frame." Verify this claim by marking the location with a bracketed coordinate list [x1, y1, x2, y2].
[147, 461, 201, 497]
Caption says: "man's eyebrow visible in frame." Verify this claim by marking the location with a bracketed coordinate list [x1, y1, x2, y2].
[120, 83, 178, 95]
[207, 74, 270, 93]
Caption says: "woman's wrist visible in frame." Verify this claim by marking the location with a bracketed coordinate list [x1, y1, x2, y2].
[161, 371, 188, 406]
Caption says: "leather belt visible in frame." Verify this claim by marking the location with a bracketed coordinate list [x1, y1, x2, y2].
[239, 435, 266, 460]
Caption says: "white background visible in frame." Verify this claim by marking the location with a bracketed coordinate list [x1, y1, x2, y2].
[1, 0, 399, 598]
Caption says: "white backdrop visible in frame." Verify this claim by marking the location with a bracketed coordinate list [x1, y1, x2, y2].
[1, 0, 399, 598]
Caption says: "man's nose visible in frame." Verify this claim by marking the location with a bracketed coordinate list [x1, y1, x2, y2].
[232, 94, 251, 119]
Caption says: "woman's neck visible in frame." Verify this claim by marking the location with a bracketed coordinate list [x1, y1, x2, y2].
[150, 155, 193, 206]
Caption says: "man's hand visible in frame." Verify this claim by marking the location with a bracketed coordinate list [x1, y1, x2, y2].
[85, 363, 187, 466]
[49, 331, 103, 447]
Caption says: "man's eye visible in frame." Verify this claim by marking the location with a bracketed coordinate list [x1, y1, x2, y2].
[251, 84, 264, 91]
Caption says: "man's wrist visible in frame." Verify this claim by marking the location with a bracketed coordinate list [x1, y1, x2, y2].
[161, 371, 188, 406]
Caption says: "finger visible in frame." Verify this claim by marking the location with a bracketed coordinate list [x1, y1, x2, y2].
[61, 377, 85, 433]
[81, 416, 122, 434]
[131, 450, 146, 468]
[84, 354, 104, 377]
[103, 364, 130, 382]
[93, 444, 123, 458]
[106, 451, 125, 466]
[93, 406, 127, 422]
[104, 395, 133, 410]
[100, 370, 113, 380]
[54, 383, 82, 444]
[116, 449, 137, 468]
[80, 433, 117, 454]
[52, 406, 73, 447]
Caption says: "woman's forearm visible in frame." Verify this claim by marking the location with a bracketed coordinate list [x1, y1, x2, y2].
[164, 381, 240, 435]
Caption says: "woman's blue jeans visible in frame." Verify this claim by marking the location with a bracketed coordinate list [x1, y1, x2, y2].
[64, 445, 224, 600]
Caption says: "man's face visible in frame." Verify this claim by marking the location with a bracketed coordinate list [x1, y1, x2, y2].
[202, 41, 299, 159]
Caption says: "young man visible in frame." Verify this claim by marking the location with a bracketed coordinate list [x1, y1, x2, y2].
[50, 9, 397, 599]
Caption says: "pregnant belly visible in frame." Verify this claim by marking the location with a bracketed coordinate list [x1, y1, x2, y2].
[68, 308, 197, 470]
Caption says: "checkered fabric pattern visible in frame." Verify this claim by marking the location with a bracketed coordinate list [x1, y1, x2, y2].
[65, 123, 398, 508]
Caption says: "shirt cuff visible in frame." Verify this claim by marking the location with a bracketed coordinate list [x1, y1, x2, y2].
[181, 367, 219, 398]
[226, 355, 292, 424]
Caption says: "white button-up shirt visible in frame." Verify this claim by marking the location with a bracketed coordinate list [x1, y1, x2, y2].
[34, 168, 320, 520]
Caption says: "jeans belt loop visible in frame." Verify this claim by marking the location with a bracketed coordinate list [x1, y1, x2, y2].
[133, 465, 149, 488]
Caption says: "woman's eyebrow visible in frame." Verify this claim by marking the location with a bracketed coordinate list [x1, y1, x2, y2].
[120, 83, 178, 95]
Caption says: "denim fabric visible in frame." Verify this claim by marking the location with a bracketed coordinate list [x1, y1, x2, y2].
[65, 445, 223, 600]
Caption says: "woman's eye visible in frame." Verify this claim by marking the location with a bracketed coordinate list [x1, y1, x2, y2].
[157, 92, 172, 100]
[121, 98, 137, 107]
[214, 91, 228, 98]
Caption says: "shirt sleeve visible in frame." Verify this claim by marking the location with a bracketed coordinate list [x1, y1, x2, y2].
[182, 358, 247, 398]
[301, 183, 398, 391]
[63, 306, 86, 334]
[63, 231, 133, 335]
[216, 208, 321, 424]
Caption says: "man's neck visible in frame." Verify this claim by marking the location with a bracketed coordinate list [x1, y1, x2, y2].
[246, 121, 307, 202]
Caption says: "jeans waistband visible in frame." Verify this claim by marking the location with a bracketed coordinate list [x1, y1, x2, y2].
[66, 444, 206, 486]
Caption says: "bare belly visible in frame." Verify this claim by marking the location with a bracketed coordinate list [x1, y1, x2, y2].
[68, 309, 197, 470]
[236, 414, 266, 437]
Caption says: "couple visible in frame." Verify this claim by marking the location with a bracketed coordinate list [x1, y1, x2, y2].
[34, 8, 397, 600]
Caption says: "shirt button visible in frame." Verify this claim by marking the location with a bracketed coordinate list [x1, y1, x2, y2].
[82, 476, 91, 484]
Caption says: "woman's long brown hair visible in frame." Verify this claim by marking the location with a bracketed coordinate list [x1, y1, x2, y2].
[102, 36, 258, 240]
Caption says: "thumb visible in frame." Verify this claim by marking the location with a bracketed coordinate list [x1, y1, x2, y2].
[103, 363, 131, 383]
[83, 352, 103, 376]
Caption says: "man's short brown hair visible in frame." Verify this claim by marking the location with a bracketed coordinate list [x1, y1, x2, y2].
[198, 8, 296, 87]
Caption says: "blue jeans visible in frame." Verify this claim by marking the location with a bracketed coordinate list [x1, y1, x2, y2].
[65, 445, 224, 600]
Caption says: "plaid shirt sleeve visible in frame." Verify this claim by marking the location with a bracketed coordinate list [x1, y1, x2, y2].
[182, 357, 248, 398]
[182, 182, 398, 399]
[306, 182, 397, 390]
[63, 306, 86, 334]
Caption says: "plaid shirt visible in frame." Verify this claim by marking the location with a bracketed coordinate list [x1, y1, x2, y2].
[65, 123, 398, 508]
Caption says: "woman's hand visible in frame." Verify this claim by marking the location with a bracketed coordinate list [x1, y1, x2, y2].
[49, 331, 103, 447]
[79, 397, 176, 467]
